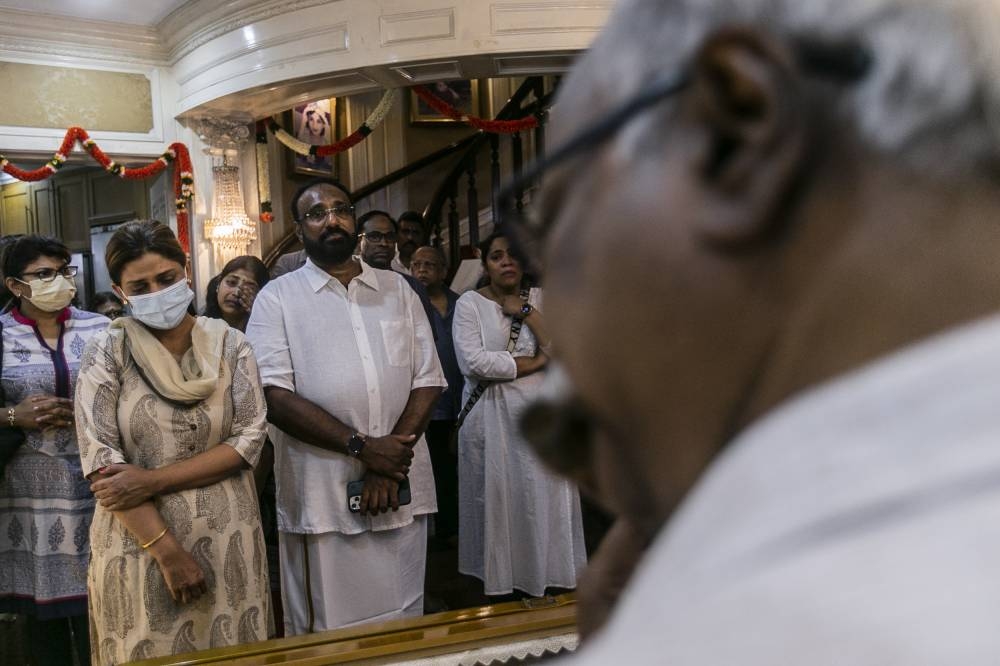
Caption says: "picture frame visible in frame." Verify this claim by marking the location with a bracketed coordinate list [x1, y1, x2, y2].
[288, 98, 338, 177]
[410, 80, 480, 125]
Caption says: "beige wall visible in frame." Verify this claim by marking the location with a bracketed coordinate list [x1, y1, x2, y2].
[0, 62, 153, 133]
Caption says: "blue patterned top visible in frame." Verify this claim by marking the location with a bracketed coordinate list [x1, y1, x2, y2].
[0, 306, 109, 618]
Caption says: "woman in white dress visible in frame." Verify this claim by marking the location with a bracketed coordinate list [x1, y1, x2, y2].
[453, 232, 586, 597]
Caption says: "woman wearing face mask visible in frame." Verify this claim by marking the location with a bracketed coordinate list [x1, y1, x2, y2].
[74, 221, 271, 664]
[0, 235, 110, 665]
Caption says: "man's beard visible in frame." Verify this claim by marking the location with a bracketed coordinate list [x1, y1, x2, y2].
[303, 228, 358, 266]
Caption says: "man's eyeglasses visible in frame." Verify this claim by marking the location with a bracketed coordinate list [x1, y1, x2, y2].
[499, 37, 872, 279]
[20, 265, 79, 283]
[359, 231, 397, 245]
[501, 37, 872, 478]
[301, 204, 356, 225]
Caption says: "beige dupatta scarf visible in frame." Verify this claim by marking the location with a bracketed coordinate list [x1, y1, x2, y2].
[111, 316, 230, 404]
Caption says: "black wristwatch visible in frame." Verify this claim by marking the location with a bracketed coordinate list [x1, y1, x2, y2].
[519, 303, 534, 317]
[347, 432, 367, 457]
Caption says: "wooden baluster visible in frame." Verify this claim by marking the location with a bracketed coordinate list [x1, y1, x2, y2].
[466, 159, 480, 247]
[448, 185, 460, 272]
[511, 131, 524, 212]
[534, 115, 545, 165]
[429, 212, 442, 247]
[490, 133, 501, 227]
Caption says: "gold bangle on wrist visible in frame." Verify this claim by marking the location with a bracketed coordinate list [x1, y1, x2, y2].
[7, 408, 15, 428]
[141, 527, 169, 550]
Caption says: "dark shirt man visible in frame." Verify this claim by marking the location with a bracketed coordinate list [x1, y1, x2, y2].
[410, 245, 462, 540]
[395, 210, 429, 274]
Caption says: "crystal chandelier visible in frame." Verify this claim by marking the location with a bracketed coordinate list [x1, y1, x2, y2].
[203, 149, 257, 267]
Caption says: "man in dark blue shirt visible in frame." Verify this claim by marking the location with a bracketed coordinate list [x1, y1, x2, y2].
[411, 245, 462, 544]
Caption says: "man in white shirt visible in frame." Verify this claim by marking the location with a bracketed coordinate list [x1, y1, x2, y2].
[246, 179, 445, 635]
[523, 0, 1000, 662]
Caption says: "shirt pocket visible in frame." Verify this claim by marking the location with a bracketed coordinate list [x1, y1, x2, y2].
[379, 319, 411, 367]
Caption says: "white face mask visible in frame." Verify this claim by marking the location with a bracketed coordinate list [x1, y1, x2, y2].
[124, 278, 194, 330]
[19, 275, 76, 312]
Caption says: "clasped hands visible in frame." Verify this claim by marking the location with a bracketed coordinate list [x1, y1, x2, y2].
[10, 394, 73, 430]
[355, 433, 414, 516]
[91, 464, 159, 511]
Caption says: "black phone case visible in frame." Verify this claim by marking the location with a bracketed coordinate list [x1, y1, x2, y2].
[348, 478, 411, 513]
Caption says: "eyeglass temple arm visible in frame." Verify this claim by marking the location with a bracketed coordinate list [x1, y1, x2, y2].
[496, 36, 870, 217]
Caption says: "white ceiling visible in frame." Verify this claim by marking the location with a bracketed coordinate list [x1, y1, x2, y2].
[0, 0, 189, 26]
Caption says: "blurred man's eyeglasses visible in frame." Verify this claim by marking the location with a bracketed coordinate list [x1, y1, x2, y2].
[359, 231, 397, 245]
[301, 204, 356, 225]
[507, 37, 871, 476]
[500, 37, 871, 279]
[20, 265, 78, 283]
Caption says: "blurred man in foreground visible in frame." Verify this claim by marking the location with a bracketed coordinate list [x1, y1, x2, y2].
[530, 0, 1000, 662]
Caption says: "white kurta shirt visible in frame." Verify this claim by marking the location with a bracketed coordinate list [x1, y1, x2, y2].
[246, 259, 445, 535]
[453, 289, 586, 596]
[572, 313, 1000, 665]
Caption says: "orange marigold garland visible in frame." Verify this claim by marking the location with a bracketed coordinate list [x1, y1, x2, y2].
[0, 127, 195, 252]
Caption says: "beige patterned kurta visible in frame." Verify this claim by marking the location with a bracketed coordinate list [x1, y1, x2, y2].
[75, 321, 271, 665]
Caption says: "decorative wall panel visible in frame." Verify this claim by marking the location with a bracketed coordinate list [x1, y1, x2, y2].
[0, 62, 153, 132]
[380, 8, 456, 46]
[491, 2, 611, 34]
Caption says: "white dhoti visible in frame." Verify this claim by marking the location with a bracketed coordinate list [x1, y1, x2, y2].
[279, 516, 428, 635]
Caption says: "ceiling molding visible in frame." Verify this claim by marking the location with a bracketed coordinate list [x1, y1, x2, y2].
[0, 0, 337, 67]
[0, 6, 166, 65]
[158, 0, 335, 64]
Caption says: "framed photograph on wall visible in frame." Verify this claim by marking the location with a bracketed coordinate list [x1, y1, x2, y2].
[288, 98, 337, 176]
[410, 80, 480, 124]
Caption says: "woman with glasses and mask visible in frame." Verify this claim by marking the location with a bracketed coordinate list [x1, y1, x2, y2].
[452, 231, 586, 599]
[75, 221, 271, 664]
[0, 235, 109, 665]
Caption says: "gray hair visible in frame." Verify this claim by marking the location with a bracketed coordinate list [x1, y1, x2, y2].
[556, 0, 1000, 172]
[414, 244, 449, 270]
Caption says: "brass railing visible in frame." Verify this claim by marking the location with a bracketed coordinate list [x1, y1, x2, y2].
[133, 593, 577, 665]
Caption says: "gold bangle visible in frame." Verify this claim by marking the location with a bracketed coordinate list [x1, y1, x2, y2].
[141, 527, 169, 550]
[7, 408, 14, 428]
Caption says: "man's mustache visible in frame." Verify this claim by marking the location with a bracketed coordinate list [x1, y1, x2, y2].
[320, 229, 352, 242]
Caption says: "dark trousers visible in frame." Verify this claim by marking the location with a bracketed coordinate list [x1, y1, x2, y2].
[425, 419, 458, 539]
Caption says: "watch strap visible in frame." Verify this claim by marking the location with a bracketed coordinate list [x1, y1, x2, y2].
[347, 432, 366, 457]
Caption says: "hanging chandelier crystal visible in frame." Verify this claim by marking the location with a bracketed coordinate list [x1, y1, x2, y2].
[203, 149, 257, 266]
